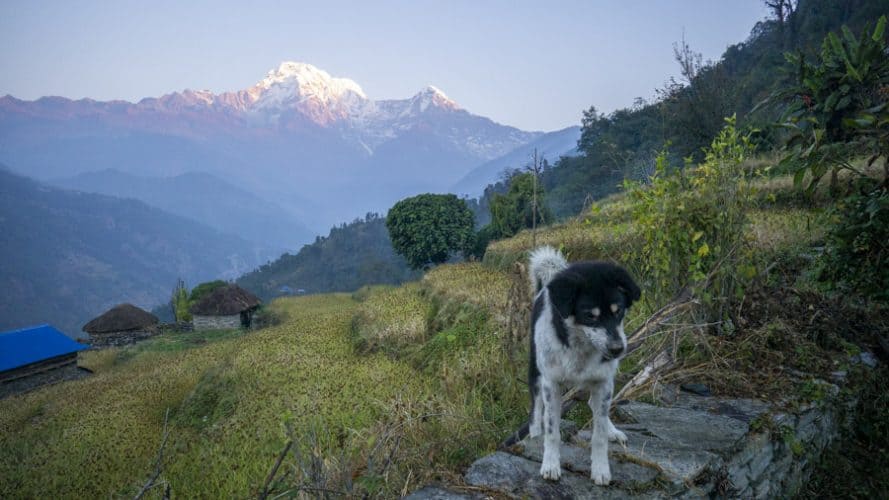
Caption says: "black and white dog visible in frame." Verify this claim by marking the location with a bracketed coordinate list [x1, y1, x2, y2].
[527, 246, 641, 484]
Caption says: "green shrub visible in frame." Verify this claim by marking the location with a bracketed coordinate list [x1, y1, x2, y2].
[818, 183, 889, 299]
[624, 116, 760, 321]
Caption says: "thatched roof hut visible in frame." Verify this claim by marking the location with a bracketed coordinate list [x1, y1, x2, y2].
[190, 284, 261, 330]
[190, 284, 261, 316]
[83, 304, 159, 334]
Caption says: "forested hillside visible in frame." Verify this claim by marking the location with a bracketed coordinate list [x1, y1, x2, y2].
[0, 167, 259, 336]
[237, 214, 419, 301]
[484, 0, 889, 219]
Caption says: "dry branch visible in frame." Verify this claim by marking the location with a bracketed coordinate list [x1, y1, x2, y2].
[499, 289, 697, 449]
[133, 408, 171, 500]
[259, 440, 293, 500]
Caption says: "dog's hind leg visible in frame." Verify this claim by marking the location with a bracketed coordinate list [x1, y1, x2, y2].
[529, 381, 544, 437]
[539, 379, 562, 480]
[587, 381, 613, 485]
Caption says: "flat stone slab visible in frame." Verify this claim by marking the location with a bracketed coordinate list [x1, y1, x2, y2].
[572, 429, 719, 485]
[402, 485, 487, 499]
[666, 392, 772, 424]
[465, 451, 665, 499]
[614, 401, 749, 454]
[517, 436, 659, 486]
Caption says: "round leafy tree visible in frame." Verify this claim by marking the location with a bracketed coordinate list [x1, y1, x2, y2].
[386, 193, 475, 269]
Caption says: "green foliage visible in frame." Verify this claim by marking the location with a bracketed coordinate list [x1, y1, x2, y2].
[189, 280, 227, 304]
[385, 193, 475, 270]
[776, 15, 889, 192]
[171, 278, 192, 322]
[475, 1, 887, 221]
[624, 117, 759, 318]
[488, 172, 552, 238]
[818, 184, 889, 299]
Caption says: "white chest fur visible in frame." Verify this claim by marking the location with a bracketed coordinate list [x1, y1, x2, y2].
[534, 293, 618, 384]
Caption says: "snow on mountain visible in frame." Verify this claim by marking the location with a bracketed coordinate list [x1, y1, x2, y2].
[247, 62, 372, 125]
[0, 61, 544, 227]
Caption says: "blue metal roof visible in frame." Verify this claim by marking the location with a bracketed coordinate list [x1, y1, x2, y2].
[0, 324, 89, 372]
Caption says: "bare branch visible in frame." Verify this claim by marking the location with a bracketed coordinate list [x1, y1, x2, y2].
[134, 408, 172, 500]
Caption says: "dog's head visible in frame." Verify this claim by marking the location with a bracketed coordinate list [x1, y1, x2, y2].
[548, 261, 641, 360]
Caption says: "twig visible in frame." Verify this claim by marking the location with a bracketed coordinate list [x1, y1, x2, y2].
[499, 289, 696, 449]
[134, 408, 171, 500]
[614, 349, 672, 402]
[258, 440, 293, 500]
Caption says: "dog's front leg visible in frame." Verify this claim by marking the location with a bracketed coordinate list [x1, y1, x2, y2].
[539, 379, 562, 480]
[587, 381, 613, 485]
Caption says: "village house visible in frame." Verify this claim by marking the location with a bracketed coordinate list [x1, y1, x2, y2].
[0, 324, 91, 398]
[190, 284, 261, 330]
[82, 303, 160, 347]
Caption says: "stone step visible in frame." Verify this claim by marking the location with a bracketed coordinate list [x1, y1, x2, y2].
[516, 436, 659, 487]
[464, 451, 665, 499]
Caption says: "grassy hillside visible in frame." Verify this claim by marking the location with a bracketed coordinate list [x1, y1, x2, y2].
[3, 158, 886, 497]
[0, 292, 524, 498]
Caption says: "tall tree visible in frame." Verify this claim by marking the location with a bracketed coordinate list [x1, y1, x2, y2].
[386, 194, 475, 270]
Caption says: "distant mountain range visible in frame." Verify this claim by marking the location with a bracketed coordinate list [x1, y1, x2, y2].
[0, 167, 261, 337]
[0, 62, 577, 228]
[451, 126, 581, 197]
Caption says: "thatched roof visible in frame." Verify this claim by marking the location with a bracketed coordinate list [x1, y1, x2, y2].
[83, 304, 159, 334]
[190, 284, 261, 316]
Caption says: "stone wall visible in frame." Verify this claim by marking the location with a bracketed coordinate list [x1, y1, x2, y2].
[407, 355, 877, 499]
[193, 314, 241, 330]
[89, 329, 157, 347]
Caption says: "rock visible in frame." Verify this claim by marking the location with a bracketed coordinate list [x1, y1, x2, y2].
[608, 430, 720, 486]
[518, 436, 659, 486]
[464, 452, 664, 499]
[559, 419, 579, 437]
[669, 394, 772, 424]
[402, 485, 486, 499]
[852, 351, 878, 368]
[747, 442, 774, 480]
[613, 402, 749, 453]
[680, 383, 712, 397]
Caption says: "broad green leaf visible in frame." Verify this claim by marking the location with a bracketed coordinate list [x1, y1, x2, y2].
[873, 15, 886, 42]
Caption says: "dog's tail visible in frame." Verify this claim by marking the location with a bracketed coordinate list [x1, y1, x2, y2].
[529, 246, 568, 295]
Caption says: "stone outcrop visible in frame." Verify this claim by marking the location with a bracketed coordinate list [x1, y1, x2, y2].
[407, 357, 876, 499]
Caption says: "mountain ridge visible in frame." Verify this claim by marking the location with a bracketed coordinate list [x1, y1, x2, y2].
[0, 61, 544, 226]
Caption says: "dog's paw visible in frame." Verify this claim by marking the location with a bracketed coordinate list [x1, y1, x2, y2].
[590, 461, 611, 485]
[540, 459, 562, 481]
[607, 427, 627, 445]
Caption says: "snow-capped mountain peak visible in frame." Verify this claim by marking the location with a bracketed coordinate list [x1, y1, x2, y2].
[247, 61, 370, 125]
[410, 85, 459, 112]
[256, 61, 367, 100]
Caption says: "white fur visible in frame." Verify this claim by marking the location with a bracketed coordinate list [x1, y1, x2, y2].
[529, 246, 568, 295]
[528, 247, 626, 485]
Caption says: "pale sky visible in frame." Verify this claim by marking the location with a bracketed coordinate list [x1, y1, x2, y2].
[0, 1, 769, 131]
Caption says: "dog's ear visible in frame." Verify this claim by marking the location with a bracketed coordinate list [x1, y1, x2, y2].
[612, 266, 641, 307]
[548, 273, 579, 319]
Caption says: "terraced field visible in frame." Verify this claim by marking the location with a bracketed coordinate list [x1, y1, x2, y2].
[0, 295, 441, 498]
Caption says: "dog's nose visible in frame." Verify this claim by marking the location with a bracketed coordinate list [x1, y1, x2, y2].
[607, 343, 625, 359]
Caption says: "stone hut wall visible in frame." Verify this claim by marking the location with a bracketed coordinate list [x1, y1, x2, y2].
[193, 314, 241, 330]
[89, 330, 156, 347]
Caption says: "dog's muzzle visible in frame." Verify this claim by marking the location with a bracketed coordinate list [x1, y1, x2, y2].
[605, 339, 625, 360]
